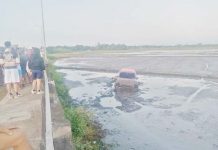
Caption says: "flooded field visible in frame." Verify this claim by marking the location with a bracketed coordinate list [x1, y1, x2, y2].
[55, 50, 218, 79]
[58, 69, 218, 150]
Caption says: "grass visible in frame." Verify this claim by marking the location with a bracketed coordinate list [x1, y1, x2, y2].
[47, 59, 107, 150]
[0, 86, 7, 100]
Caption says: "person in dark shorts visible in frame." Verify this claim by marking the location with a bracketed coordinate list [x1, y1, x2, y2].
[28, 48, 45, 94]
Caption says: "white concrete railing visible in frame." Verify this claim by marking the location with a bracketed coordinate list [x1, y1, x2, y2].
[44, 71, 55, 150]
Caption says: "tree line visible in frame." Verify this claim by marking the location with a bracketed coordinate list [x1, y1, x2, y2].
[47, 43, 218, 53]
[1, 43, 218, 54]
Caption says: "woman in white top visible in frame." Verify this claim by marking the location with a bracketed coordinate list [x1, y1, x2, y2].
[0, 42, 21, 99]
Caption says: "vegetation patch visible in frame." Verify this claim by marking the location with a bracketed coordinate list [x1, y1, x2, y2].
[47, 60, 108, 150]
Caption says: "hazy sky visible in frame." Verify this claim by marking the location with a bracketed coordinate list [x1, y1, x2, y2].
[0, 0, 218, 46]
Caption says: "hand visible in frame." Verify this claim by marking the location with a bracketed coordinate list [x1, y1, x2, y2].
[28, 70, 32, 76]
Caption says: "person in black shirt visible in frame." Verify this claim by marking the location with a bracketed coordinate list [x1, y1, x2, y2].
[28, 48, 45, 94]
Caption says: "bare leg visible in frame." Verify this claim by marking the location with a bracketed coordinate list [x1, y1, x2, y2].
[24, 74, 29, 85]
[6, 83, 12, 94]
[13, 83, 19, 93]
[36, 79, 42, 91]
[32, 80, 37, 91]
[20, 77, 25, 88]
[28, 73, 33, 84]
[0, 128, 32, 150]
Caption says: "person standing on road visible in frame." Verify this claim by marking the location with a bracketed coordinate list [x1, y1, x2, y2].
[28, 48, 45, 94]
[11, 47, 22, 92]
[0, 41, 21, 99]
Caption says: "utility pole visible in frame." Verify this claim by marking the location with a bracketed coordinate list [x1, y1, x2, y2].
[40, 1, 54, 150]
[40, 0, 47, 61]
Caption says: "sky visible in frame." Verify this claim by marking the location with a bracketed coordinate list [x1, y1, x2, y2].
[0, 0, 218, 47]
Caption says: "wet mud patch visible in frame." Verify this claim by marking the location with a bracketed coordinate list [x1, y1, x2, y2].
[81, 73, 93, 76]
[116, 101, 141, 112]
[178, 110, 201, 122]
[195, 88, 218, 100]
[64, 80, 83, 89]
[87, 76, 114, 87]
[162, 110, 173, 116]
[152, 103, 181, 109]
[57, 69, 218, 150]
[97, 88, 114, 98]
[169, 86, 198, 97]
[100, 97, 122, 108]
[114, 88, 142, 112]
[135, 96, 164, 105]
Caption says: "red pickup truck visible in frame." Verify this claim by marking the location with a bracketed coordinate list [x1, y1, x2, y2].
[114, 68, 138, 89]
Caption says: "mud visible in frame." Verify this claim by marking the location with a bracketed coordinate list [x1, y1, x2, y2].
[55, 49, 218, 79]
[57, 69, 218, 150]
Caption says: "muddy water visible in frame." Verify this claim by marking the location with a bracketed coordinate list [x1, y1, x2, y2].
[58, 69, 218, 150]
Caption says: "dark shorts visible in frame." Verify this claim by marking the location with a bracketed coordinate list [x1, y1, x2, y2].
[32, 70, 43, 80]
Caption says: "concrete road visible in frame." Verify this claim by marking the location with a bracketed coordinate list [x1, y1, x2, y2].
[0, 86, 42, 150]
